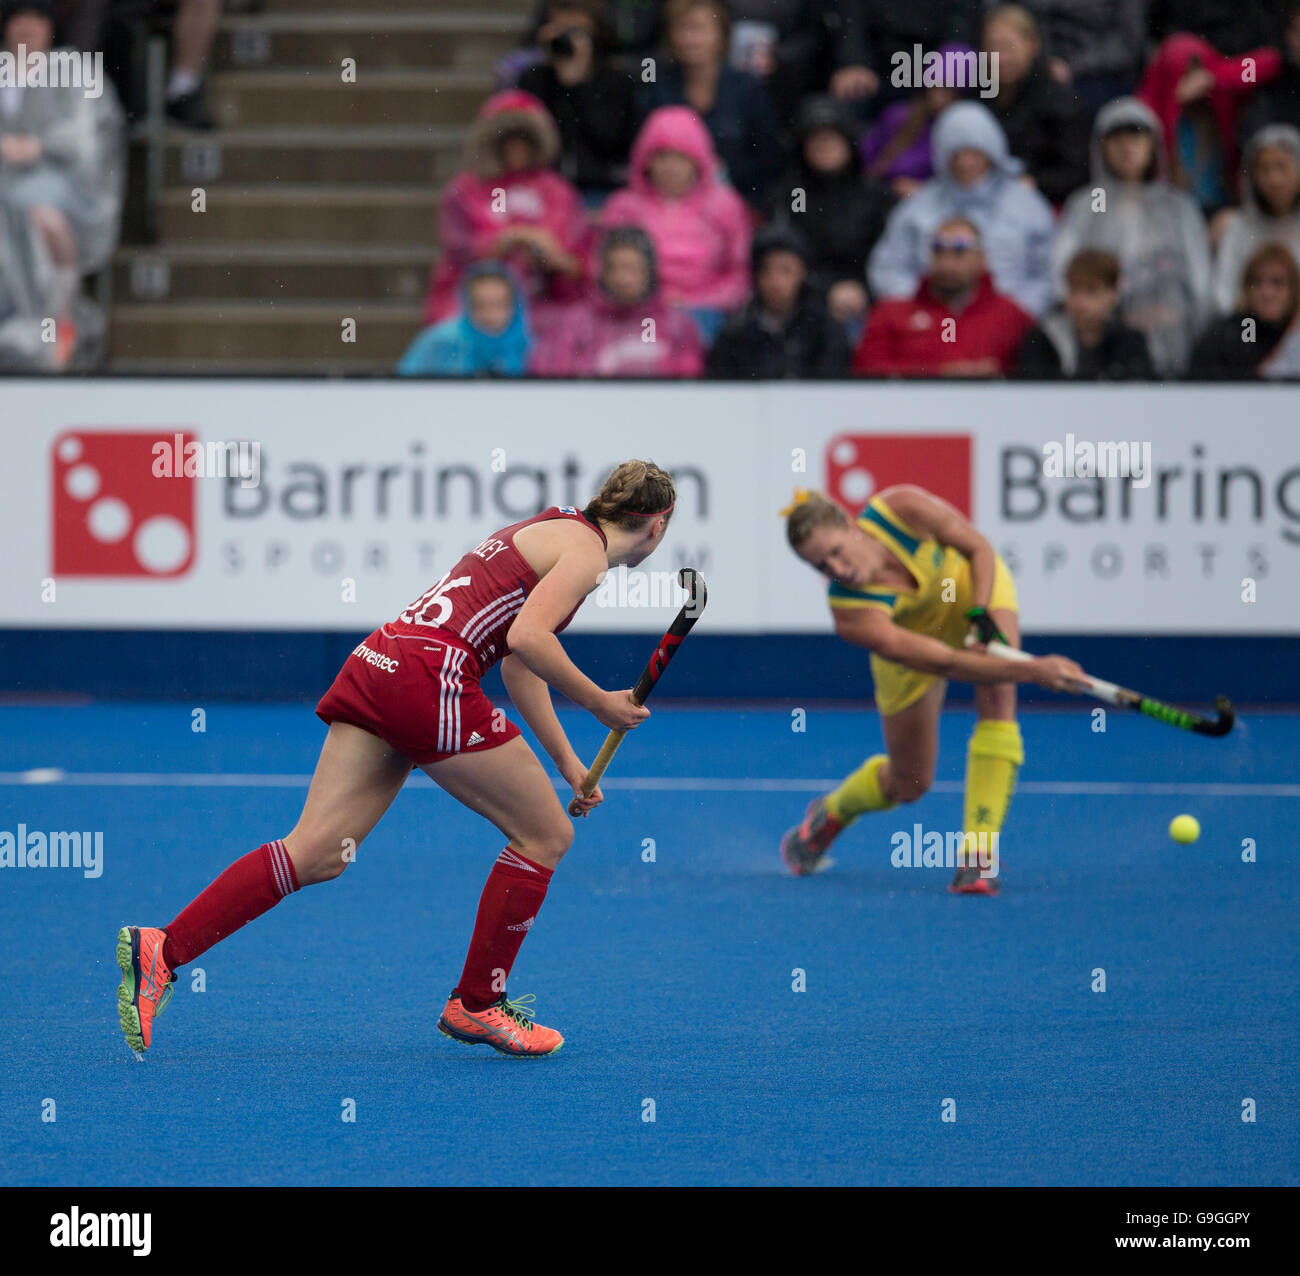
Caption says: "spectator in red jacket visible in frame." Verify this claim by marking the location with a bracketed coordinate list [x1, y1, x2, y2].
[423, 91, 591, 324]
[854, 216, 1034, 377]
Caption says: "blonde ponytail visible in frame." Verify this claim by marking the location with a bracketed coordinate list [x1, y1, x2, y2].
[782, 488, 848, 549]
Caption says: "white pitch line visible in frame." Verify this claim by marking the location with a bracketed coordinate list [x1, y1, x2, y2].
[0, 772, 1297, 797]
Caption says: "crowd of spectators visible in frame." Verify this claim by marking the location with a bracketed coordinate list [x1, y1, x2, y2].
[401, 0, 1300, 382]
[3, 0, 1296, 379]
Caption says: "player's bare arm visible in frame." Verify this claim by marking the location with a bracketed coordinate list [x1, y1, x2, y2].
[500, 653, 603, 815]
[506, 521, 648, 732]
[832, 600, 1086, 691]
[877, 484, 998, 610]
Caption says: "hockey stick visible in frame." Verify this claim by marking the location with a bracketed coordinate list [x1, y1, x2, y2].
[568, 568, 709, 815]
[979, 639, 1235, 737]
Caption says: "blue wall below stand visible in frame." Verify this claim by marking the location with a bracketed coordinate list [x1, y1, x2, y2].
[0, 630, 1291, 707]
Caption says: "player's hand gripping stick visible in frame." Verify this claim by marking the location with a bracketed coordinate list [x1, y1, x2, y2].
[569, 568, 709, 816]
[976, 638, 1235, 738]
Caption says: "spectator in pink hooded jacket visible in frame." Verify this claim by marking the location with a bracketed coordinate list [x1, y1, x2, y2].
[601, 106, 751, 344]
[423, 90, 591, 324]
[532, 225, 704, 377]
[1137, 33, 1282, 215]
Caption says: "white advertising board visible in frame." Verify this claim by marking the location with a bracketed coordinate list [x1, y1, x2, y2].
[0, 379, 1295, 633]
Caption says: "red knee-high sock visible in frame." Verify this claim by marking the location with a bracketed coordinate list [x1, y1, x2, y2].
[162, 840, 299, 968]
[456, 847, 553, 1011]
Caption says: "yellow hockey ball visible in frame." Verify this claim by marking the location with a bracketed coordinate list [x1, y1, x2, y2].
[1169, 814, 1200, 844]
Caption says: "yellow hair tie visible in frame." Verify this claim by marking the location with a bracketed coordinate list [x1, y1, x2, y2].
[779, 488, 811, 518]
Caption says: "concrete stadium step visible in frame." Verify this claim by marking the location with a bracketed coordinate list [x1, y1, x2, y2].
[158, 184, 441, 242]
[208, 69, 493, 129]
[161, 125, 465, 187]
[114, 242, 433, 303]
[216, 11, 524, 71]
[109, 300, 423, 364]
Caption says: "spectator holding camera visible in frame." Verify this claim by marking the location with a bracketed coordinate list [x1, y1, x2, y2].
[517, 0, 642, 200]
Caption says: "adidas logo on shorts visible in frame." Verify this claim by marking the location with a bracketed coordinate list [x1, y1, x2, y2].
[507, 915, 535, 932]
[466, 730, 485, 746]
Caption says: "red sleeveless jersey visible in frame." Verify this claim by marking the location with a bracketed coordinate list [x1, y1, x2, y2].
[386, 506, 607, 672]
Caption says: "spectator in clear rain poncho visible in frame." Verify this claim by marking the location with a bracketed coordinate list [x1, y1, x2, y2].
[1212, 124, 1300, 315]
[1051, 96, 1213, 377]
[0, 0, 124, 365]
[0, 195, 52, 368]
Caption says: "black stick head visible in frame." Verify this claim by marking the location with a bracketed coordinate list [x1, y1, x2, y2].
[1196, 696, 1236, 737]
[677, 567, 708, 619]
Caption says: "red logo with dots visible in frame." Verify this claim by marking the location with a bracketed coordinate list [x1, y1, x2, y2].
[52, 431, 197, 577]
[825, 434, 971, 516]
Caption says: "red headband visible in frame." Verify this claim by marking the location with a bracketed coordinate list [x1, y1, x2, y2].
[623, 504, 674, 518]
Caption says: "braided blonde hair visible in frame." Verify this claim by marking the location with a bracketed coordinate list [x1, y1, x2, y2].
[584, 460, 676, 530]
[781, 488, 848, 549]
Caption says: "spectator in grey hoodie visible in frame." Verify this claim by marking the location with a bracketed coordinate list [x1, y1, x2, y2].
[1213, 124, 1300, 314]
[868, 100, 1055, 315]
[1052, 96, 1212, 375]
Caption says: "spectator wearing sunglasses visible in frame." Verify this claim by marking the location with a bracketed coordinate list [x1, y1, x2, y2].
[855, 216, 1034, 376]
[867, 102, 1055, 317]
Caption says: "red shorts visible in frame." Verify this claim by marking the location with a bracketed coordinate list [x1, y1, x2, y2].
[315, 627, 521, 766]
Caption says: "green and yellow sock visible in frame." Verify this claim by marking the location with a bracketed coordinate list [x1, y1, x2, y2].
[963, 719, 1024, 842]
[825, 753, 896, 827]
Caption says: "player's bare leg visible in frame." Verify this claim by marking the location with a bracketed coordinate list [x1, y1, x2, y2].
[423, 737, 572, 1056]
[282, 722, 414, 883]
[952, 609, 1024, 895]
[781, 680, 946, 875]
[118, 722, 411, 1058]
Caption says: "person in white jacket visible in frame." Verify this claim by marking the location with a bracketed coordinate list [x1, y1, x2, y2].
[867, 100, 1056, 317]
[1052, 96, 1213, 376]
[0, 0, 125, 351]
[1212, 123, 1300, 315]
